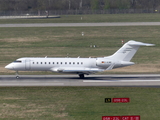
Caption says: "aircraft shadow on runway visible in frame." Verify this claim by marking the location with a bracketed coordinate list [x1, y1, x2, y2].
[0, 75, 159, 81]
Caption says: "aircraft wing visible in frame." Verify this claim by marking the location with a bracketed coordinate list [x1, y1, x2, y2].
[50, 67, 104, 74]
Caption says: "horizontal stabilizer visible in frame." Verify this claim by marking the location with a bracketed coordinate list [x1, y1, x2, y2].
[128, 40, 155, 46]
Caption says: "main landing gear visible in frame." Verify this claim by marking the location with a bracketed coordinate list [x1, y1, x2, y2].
[79, 74, 85, 79]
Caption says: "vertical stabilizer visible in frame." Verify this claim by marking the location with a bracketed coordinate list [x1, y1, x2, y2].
[108, 40, 154, 61]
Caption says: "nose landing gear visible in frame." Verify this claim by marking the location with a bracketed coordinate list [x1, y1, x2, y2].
[16, 71, 19, 79]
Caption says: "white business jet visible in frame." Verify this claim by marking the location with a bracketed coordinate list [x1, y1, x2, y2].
[5, 40, 154, 79]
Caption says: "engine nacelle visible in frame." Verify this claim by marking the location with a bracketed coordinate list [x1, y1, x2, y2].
[96, 58, 111, 68]
[96, 58, 135, 69]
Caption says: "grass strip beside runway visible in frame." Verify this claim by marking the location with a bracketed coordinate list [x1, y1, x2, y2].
[1, 14, 160, 23]
[0, 87, 159, 120]
[1, 26, 159, 74]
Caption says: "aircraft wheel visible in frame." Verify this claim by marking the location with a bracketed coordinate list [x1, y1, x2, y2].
[79, 74, 84, 79]
[16, 76, 19, 79]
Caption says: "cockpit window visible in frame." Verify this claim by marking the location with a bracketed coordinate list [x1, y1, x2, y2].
[13, 60, 22, 63]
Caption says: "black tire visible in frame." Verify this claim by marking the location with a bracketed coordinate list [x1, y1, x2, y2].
[16, 76, 19, 79]
[79, 74, 85, 79]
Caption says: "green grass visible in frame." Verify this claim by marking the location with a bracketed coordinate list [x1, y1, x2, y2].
[1, 13, 160, 23]
[1, 26, 159, 74]
[0, 26, 158, 60]
[0, 87, 159, 120]
[0, 14, 160, 120]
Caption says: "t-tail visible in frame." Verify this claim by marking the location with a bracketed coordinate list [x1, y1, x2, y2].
[105, 40, 155, 69]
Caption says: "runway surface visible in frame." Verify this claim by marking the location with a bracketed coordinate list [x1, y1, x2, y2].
[0, 74, 160, 87]
[1, 22, 160, 87]
[1, 22, 160, 27]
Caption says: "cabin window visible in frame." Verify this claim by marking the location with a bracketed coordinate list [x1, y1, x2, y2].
[69, 62, 71, 64]
[37, 62, 38, 64]
[53, 62, 54, 64]
[73, 62, 75, 64]
[45, 62, 47, 64]
[65, 62, 67, 64]
[49, 62, 50, 64]
[33, 62, 34, 64]
[61, 62, 63, 64]
[77, 62, 79, 64]
[41, 62, 43, 64]
[57, 62, 59, 64]
[81, 62, 83, 64]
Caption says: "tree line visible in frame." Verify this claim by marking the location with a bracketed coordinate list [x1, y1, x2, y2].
[0, 0, 160, 11]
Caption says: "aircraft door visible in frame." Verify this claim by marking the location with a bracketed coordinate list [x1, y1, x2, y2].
[25, 59, 31, 70]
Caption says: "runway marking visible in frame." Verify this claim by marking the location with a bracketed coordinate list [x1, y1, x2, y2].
[0, 82, 64, 86]
[1, 22, 160, 27]
[83, 80, 160, 82]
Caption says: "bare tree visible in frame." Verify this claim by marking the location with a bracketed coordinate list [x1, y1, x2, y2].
[91, 0, 99, 10]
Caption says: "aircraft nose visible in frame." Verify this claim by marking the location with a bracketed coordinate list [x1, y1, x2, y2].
[5, 64, 14, 70]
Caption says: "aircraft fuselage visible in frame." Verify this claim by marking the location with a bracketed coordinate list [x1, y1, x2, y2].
[6, 57, 119, 72]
